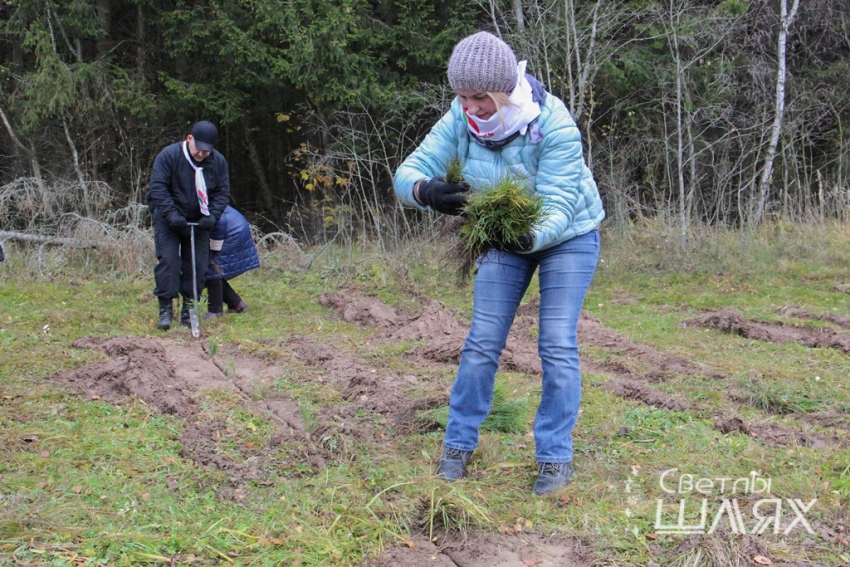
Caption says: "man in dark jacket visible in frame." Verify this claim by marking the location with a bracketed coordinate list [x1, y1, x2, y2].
[147, 121, 231, 330]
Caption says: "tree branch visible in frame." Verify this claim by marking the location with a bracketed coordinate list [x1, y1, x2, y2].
[0, 230, 100, 249]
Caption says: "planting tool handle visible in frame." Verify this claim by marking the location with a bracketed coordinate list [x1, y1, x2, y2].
[188, 223, 200, 338]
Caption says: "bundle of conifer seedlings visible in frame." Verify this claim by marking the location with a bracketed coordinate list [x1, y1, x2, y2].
[446, 162, 545, 282]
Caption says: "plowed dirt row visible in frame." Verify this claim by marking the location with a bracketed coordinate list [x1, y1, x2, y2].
[683, 307, 850, 355]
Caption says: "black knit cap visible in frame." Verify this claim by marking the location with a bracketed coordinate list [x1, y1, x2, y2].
[191, 121, 217, 152]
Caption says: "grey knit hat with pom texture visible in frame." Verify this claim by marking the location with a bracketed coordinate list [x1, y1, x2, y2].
[448, 31, 518, 93]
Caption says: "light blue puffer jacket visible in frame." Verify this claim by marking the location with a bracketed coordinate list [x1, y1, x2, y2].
[393, 80, 605, 253]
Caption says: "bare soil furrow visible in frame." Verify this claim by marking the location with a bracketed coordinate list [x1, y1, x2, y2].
[683, 307, 850, 355]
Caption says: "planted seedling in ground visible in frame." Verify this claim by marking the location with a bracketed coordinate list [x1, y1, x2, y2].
[418, 380, 529, 434]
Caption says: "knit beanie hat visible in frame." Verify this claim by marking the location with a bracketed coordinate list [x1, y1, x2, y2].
[448, 31, 519, 93]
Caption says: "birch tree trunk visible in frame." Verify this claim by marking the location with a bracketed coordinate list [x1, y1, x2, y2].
[0, 107, 46, 195]
[513, 0, 524, 30]
[670, 0, 687, 247]
[63, 119, 91, 217]
[752, 0, 800, 226]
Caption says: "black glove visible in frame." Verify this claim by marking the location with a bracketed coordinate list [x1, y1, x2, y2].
[197, 215, 216, 230]
[167, 211, 187, 230]
[492, 232, 534, 253]
[416, 177, 470, 216]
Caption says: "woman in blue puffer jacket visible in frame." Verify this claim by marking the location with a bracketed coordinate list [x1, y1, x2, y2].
[204, 206, 260, 320]
[394, 31, 605, 496]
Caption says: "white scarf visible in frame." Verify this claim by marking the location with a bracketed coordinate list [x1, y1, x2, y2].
[182, 141, 210, 216]
[464, 61, 541, 143]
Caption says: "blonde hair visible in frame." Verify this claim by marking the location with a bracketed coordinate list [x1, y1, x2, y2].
[486, 91, 514, 128]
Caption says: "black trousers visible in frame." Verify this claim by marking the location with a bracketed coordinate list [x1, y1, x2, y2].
[153, 218, 210, 302]
[207, 278, 243, 313]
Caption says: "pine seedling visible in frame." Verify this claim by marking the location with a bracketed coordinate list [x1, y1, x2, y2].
[450, 173, 545, 282]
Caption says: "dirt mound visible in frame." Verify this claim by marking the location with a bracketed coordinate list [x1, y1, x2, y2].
[776, 305, 850, 329]
[599, 379, 690, 411]
[50, 336, 324, 485]
[682, 308, 850, 355]
[49, 332, 428, 484]
[367, 532, 586, 567]
[320, 289, 542, 374]
[788, 411, 850, 430]
[53, 336, 221, 417]
[318, 292, 402, 328]
[714, 415, 848, 449]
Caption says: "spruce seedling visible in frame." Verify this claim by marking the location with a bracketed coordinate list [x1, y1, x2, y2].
[445, 157, 464, 184]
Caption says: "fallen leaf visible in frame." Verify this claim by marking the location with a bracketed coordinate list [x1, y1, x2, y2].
[39, 450, 50, 457]
[141, 492, 150, 502]
[753, 556, 772, 565]
[90, 395, 100, 400]
[523, 559, 536, 566]
[166, 478, 178, 490]
[514, 523, 523, 533]
[72, 486, 82, 494]
[645, 533, 657, 540]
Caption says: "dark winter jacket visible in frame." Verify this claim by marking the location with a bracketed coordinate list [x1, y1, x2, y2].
[147, 141, 231, 224]
[207, 206, 260, 280]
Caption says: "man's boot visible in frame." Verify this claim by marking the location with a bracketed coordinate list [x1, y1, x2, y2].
[157, 299, 173, 330]
[180, 298, 192, 327]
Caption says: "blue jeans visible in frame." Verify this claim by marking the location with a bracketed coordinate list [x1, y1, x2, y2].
[444, 229, 600, 463]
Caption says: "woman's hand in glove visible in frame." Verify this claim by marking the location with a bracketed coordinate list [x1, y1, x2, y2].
[415, 177, 470, 216]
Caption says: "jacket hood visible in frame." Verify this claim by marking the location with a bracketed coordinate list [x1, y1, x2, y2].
[526, 74, 546, 104]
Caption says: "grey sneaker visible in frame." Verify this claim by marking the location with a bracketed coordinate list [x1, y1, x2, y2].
[532, 462, 573, 495]
[436, 447, 473, 481]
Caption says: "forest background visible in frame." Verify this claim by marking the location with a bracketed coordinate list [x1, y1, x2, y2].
[1, 0, 848, 248]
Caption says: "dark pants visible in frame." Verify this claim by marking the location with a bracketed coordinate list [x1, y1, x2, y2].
[153, 217, 210, 302]
[207, 278, 243, 313]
